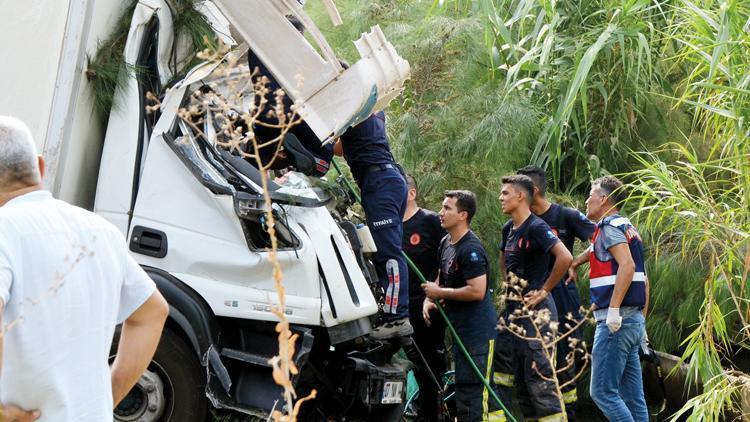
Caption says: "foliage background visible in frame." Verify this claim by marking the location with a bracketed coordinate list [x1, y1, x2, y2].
[309, 0, 749, 419]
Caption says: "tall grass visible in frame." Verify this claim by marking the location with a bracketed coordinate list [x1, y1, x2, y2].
[478, 0, 673, 192]
[625, 1, 750, 418]
[309, 0, 541, 275]
[313, 0, 750, 418]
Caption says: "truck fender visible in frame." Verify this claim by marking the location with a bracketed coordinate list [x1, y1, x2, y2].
[143, 266, 218, 359]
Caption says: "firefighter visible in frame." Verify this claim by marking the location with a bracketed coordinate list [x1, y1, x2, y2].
[334, 112, 412, 339]
[493, 175, 572, 421]
[517, 165, 595, 419]
[402, 175, 447, 421]
[422, 190, 502, 421]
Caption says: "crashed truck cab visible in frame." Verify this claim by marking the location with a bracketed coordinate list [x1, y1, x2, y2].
[93, 0, 411, 420]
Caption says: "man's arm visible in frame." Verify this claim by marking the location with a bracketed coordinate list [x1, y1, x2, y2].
[499, 251, 506, 280]
[111, 291, 169, 407]
[566, 248, 590, 283]
[607, 243, 635, 309]
[423, 274, 486, 302]
[422, 271, 441, 326]
[643, 276, 650, 317]
[526, 242, 572, 307]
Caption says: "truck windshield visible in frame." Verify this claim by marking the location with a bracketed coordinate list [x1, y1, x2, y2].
[168, 106, 330, 208]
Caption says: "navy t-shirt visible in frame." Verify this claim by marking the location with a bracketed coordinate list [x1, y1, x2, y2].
[402, 208, 446, 308]
[537, 203, 595, 269]
[501, 214, 560, 291]
[340, 111, 395, 182]
[438, 231, 497, 345]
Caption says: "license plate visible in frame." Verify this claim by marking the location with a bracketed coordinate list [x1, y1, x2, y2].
[381, 381, 403, 404]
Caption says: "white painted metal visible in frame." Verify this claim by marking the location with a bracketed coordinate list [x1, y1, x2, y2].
[42, 0, 92, 197]
[0, 0, 70, 151]
[211, 0, 410, 142]
[94, 0, 175, 235]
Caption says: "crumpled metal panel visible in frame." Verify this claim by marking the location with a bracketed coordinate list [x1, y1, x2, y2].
[211, 0, 410, 142]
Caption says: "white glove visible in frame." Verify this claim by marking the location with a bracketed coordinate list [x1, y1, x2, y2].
[606, 307, 622, 333]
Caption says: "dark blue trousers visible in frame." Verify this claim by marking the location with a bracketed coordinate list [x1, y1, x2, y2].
[551, 281, 584, 418]
[360, 167, 409, 320]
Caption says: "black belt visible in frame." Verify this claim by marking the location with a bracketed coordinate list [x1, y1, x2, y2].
[364, 163, 396, 175]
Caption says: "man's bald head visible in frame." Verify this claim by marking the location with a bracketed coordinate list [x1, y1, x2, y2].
[0, 116, 42, 191]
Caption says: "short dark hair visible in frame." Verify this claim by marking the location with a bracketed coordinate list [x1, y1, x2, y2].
[405, 174, 418, 200]
[501, 174, 535, 204]
[517, 165, 547, 196]
[592, 176, 626, 207]
[444, 190, 477, 223]
[405, 174, 417, 191]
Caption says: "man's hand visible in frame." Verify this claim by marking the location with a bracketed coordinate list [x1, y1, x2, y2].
[422, 282, 443, 301]
[0, 405, 41, 422]
[422, 299, 437, 327]
[523, 289, 548, 309]
[565, 263, 578, 285]
[606, 307, 622, 333]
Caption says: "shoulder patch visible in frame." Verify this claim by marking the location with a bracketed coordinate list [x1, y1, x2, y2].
[469, 251, 481, 262]
[608, 217, 631, 228]
[546, 230, 557, 239]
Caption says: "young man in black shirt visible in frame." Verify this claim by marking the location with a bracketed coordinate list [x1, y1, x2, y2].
[401, 175, 447, 421]
[518, 165, 595, 419]
[493, 175, 572, 421]
[422, 190, 501, 421]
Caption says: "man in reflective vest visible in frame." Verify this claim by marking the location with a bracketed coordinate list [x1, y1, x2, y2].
[568, 176, 649, 421]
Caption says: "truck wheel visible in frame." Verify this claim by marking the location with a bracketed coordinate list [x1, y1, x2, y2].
[111, 326, 208, 422]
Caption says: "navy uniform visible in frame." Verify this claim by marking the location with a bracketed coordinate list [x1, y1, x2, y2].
[437, 231, 501, 421]
[537, 203, 595, 418]
[340, 112, 411, 334]
[494, 215, 565, 421]
[402, 208, 447, 421]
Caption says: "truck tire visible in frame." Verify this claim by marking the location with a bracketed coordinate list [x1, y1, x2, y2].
[111, 326, 208, 422]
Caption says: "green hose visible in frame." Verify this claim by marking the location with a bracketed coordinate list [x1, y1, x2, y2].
[331, 158, 516, 421]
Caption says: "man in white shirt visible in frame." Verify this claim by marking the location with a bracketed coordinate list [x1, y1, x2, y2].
[0, 116, 169, 421]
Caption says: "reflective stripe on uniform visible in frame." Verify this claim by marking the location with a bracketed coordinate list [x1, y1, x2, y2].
[562, 388, 577, 404]
[488, 410, 507, 421]
[493, 372, 514, 387]
[590, 271, 646, 288]
[483, 339, 495, 419]
[538, 412, 566, 422]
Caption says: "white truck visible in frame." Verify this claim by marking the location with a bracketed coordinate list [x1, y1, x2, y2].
[0, 1, 411, 420]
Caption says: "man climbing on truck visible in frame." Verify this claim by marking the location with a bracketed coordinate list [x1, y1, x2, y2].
[334, 112, 412, 339]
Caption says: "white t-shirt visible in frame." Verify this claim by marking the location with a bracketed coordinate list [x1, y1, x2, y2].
[0, 191, 156, 421]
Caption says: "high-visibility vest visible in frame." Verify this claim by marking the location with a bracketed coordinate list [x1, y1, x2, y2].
[589, 215, 647, 309]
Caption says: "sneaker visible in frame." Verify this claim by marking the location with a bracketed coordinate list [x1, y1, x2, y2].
[370, 317, 414, 340]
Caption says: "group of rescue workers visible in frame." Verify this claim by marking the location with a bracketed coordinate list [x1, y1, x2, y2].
[248, 26, 650, 419]
[324, 111, 651, 422]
